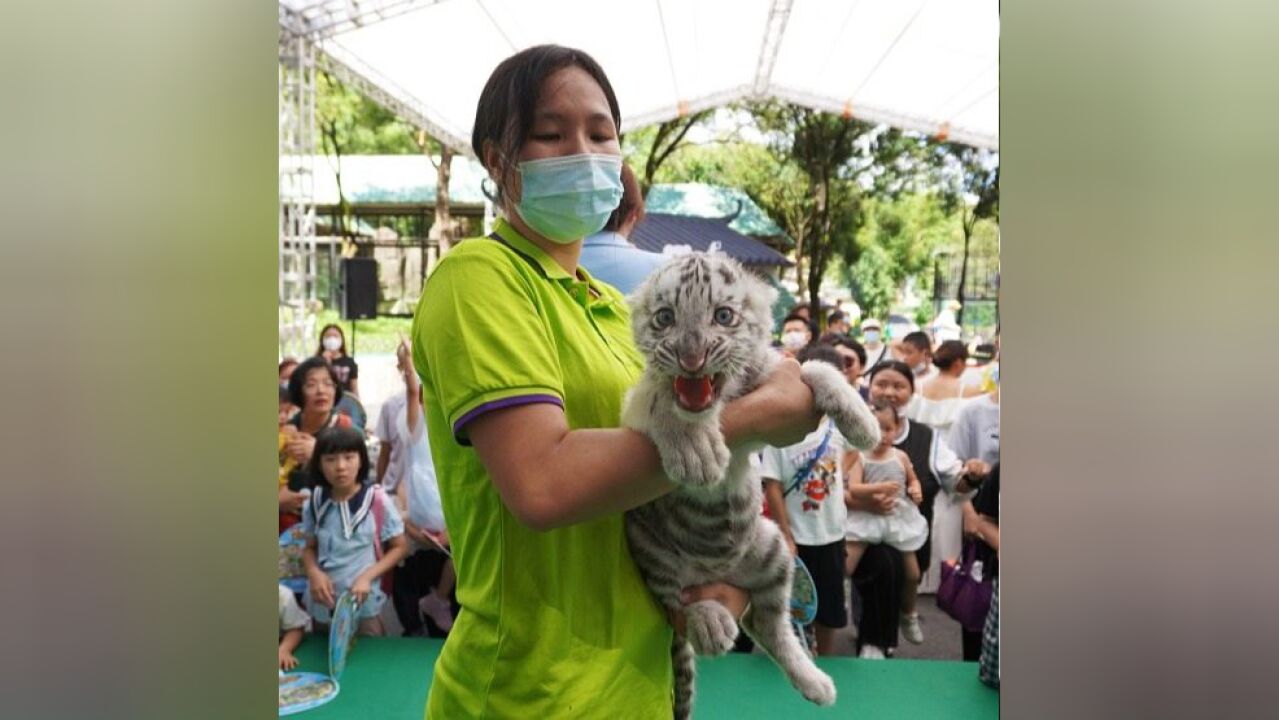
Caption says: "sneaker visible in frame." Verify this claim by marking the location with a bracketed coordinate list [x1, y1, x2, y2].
[859, 644, 886, 660]
[419, 592, 455, 633]
[900, 612, 924, 645]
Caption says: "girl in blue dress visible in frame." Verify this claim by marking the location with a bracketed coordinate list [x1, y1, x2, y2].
[301, 426, 409, 636]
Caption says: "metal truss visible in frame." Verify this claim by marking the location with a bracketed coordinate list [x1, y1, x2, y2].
[279, 30, 319, 359]
[752, 0, 793, 95]
[317, 44, 474, 154]
[279, 1, 445, 41]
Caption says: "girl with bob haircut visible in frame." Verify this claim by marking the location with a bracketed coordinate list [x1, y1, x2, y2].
[300, 426, 407, 637]
[412, 44, 825, 717]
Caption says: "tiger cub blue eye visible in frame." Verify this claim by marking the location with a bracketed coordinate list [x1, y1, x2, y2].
[713, 307, 735, 325]
[654, 308, 675, 328]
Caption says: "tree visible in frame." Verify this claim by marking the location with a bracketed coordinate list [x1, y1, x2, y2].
[316, 70, 424, 238]
[747, 102, 919, 327]
[625, 110, 714, 196]
[929, 142, 1000, 325]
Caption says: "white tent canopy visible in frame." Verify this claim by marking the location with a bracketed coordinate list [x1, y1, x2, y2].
[279, 0, 997, 153]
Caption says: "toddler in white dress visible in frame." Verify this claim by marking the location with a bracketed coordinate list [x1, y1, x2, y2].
[844, 403, 930, 644]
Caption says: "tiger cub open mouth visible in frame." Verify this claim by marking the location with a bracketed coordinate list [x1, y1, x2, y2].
[672, 374, 725, 413]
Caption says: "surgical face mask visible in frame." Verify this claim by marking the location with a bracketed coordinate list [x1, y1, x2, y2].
[913, 362, 929, 376]
[782, 331, 809, 351]
[322, 336, 342, 352]
[863, 330, 881, 345]
[514, 153, 623, 244]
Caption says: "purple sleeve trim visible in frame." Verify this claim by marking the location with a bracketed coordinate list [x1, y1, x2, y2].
[452, 394, 564, 445]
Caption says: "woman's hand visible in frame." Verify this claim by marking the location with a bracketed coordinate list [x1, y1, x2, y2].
[350, 575, 373, 606]
[963, 459, 991, 480]
[308, 570, 336, 608]
[402, 518, 428, 546]
[669, 582, 752, 637]
[724, 359, 821, 448]
[868, 482, 899, 514]
[279, 487, 307, 515]
[287, 433, 316, 464]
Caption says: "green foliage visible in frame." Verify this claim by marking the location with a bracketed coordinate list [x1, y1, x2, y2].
[844, 244, 897, 322]
[316, 71, 427, 156]
[308, 309, 414, 355]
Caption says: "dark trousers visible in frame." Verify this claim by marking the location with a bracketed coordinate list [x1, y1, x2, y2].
[390, 549, 453, 637]
[851, 544, 905, 652]
[962, 628, 983, 661]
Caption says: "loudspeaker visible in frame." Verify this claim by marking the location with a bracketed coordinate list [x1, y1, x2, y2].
[340, 257, 378, 320]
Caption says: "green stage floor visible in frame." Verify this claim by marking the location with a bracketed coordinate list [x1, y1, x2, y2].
[290, 636, 998, 719]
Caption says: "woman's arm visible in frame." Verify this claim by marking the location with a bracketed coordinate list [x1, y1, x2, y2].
[962, 501, 1000, 552]
[375, 444, 391, 484]
[279, 486, 306, 515]
[468, 359, 821, 532]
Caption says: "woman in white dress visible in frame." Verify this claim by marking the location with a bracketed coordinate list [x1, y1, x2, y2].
[906, 341, 985, 592]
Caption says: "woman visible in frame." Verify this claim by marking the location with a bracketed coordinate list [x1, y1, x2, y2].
[908, 340, 984, 593]
[278, 357, 354, 533]
[962, 462, 1000, 677]
[819, 332, 867, 394]
[854, 361, 988, 652]
[316, 323, 359, 397]
[411, 45, 821, 717]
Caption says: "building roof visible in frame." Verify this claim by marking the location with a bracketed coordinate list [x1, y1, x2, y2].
[644, 183, 786, 239]
[630, 213, 793, 268]
[288, 154, 491, 206]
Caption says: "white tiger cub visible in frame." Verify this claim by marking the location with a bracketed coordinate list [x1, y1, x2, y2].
[622, 252, 880, 719]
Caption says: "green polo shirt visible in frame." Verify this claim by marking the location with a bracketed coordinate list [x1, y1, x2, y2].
[411, 218, 673, 718]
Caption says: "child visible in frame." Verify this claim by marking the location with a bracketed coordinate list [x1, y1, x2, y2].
[761, 344, 853, 656]
[279, 584, 311, 670]
[844, 403, 930, 645]
[301, 426, 409, 636]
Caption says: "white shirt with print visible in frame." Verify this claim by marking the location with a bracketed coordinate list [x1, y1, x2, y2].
[760, 418, 848, 546]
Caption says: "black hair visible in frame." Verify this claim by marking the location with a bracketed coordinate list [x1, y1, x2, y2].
[818, 332, 866, 368]
[279, 357, 299, 375]
[867, 359, 916, 390]
[604, 162, 645, 233]
[797, 343, 843, 371]
[781, 313, 815, 335]
[472, 45, 622, 208]
[867, 399, 900, 428]
[288, 356, 345, 409]
[827, 310, 846, 325]
[932, 339, 969, 371]
[315, 323, 347, 357]
[901, 331, 931, 354]
[305, 426, 371, 490]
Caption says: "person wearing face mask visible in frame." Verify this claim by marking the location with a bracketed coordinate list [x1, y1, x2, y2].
[410, 45, 826, 718]
[779, 313, 814, 358]
[578, 163, 666, 294]
[316, 324, 360, 397]
[895, 331, 937, 392]
[860, 318, 891, 370]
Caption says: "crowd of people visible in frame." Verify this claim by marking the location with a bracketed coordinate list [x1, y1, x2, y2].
[277, 44, 1000, 715]
[762, 310, 1000, 675]
[277, 330, 458, 673]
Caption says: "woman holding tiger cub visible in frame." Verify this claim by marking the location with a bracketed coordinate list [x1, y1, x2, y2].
[411, 45, 824, 717]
